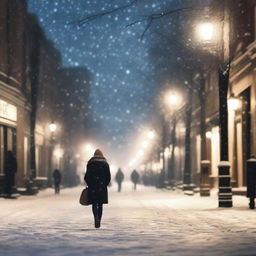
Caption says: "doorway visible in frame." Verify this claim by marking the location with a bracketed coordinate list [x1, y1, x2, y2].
[0, 125, 17, 174]
[234, 87, 251, 187]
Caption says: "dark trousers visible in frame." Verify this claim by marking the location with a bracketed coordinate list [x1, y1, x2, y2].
[54, 182, 60, 194]
[92, 203, 103, 220]
[118, 182, 122, 192]
[5, 173, 15, 196]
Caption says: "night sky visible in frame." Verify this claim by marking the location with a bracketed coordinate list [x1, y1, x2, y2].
[27, 0, 208, 168]
[27, 0, 174, 165]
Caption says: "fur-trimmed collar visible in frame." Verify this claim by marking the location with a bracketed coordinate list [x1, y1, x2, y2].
[88, 156, 107, 163]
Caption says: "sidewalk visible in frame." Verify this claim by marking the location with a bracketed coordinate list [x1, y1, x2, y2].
[0, 184, 255, 256]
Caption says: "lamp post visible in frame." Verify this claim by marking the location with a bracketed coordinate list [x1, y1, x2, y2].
[164, 91, 183, 186]
[197, 2, 233, 207]
[49, 122, 57, 134]
[183, 87, 193, 190]
[48, 122, 57, 186]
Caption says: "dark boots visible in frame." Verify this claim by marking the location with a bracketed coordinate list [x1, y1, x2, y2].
[94, 218, 101, 228]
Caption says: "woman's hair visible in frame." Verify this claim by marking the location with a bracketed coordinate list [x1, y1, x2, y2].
[94, 149, 104, 157]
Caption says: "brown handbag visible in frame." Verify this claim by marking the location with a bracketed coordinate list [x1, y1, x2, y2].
[79, 187, 89, 205]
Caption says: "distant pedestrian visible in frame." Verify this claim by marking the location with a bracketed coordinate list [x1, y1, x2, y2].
[53, 169, 62, 194]
[4, 151, 17, 198]
[131, 170, 140, 190]
[115, 168, 124, 192]
[84, 149, 111, 228]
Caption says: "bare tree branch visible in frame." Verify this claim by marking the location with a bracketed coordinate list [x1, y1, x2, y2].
[74, 2, 202, 40]
[77, 0, 139, 26]
[141, 18, 153, 40]
[131, 7, 198, 40]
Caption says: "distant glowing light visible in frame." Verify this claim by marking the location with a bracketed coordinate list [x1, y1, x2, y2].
[165, 92, 182, 107]
[54, 148, 64, 158]
[228, 97, 241, 111]
[147, 130, 155, 140]
[85, 144, 92, 151]
[49, 122, 57, 132]
[198, 23, 214, 41]
[206, 131, 212, 139]
[142, 141, 149, 149]
[164, 147, 170, 157]
[138, 149, 145, 156]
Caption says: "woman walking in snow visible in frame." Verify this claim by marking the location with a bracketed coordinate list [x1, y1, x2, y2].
[84, 149, 111, 228]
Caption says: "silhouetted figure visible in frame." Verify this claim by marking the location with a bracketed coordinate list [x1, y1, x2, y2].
[84, 149, 111, 228]
[53, 169, 62, 194]
[4, 151, 17, 198]
[115, 168, 124, 192]
[131, 170, 140, 190]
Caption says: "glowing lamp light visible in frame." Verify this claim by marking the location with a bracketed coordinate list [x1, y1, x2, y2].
[198, 23, 214, 41]
[206, 131, 212, 139]
[228, 96, 241, 111]
[142, 141, 149, 149]
[164, 147, 170, 158]
[85, 144, 92, 152]
[165, 92, 182, 107]
[137, 149, 145, 158]
[147, 130, 155, 140]
[129, 158, 137, 167]
[49, 122, 57, 132]
[54, 148, 63, 158]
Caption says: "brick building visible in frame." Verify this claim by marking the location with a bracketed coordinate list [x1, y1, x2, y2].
[0, 0, 91, 193]
[0, 0, 31, 190]
[191, 0, 256, 190]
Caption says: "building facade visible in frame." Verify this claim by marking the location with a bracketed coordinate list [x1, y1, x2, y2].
[0, 0, 91, 193]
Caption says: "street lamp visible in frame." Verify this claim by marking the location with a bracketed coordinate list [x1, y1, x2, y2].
[197, 11, 233, 207]
[197, 23, 214, 41]
[85, 144, 92, 152]
[147, 130, 155, 140]
[228, 95, 241, 111]
[206, 131, 212, 139]
[49, 122, 57, 133]
[165, 92, 182, 108]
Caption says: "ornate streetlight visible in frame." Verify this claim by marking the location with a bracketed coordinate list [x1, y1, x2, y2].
[197, 4, 233, 207]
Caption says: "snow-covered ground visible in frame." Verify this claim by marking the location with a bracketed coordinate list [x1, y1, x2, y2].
[0, 183, 256, 256]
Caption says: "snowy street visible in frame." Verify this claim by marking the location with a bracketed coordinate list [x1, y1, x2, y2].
[1, 184, 256, 256]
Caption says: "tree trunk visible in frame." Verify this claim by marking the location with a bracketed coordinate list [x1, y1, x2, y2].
[168, 115, 177, 184]
[183, 88, 192, 184]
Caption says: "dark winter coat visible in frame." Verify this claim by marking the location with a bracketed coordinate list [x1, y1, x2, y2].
[53, 169, 62, 184]
[131, 170, 140, 184]
[115, 169, 124, 184]
[84, 156, 111, 204]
